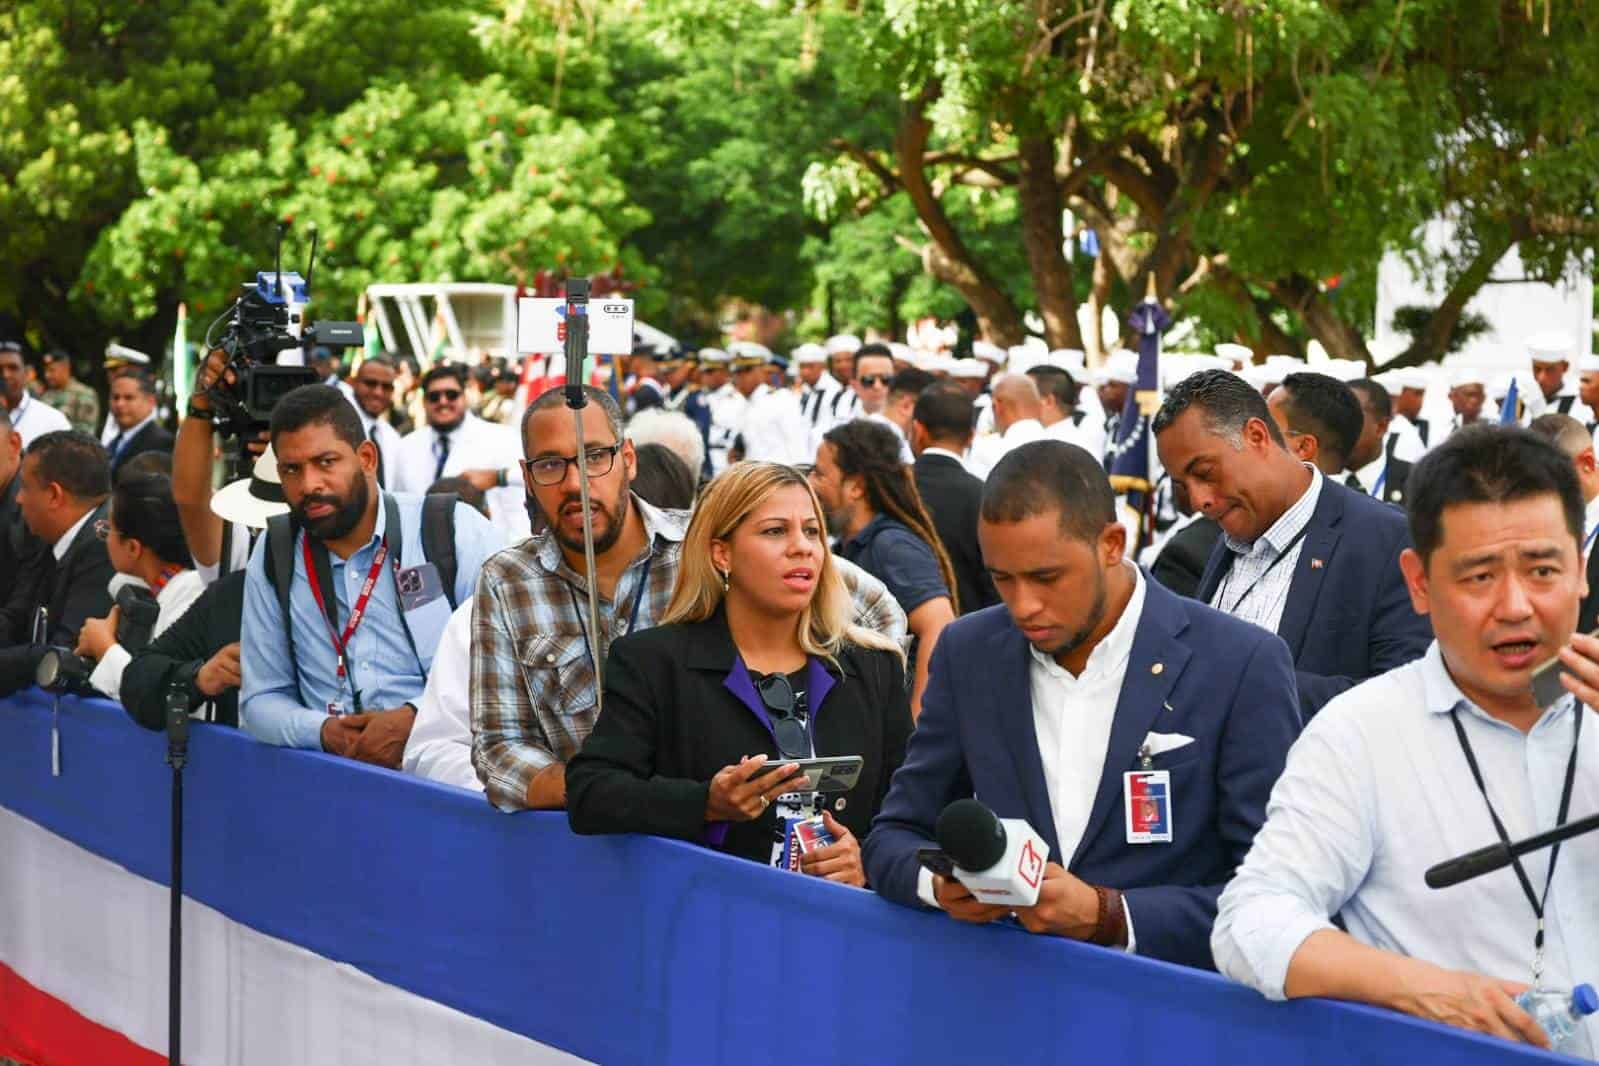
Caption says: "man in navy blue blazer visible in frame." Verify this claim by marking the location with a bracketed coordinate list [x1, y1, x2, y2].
[1154, 369, 1432, 718]
[864, 441, 1302, 971]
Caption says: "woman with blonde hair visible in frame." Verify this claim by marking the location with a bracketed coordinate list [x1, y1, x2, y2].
[567, 462, 911, 884]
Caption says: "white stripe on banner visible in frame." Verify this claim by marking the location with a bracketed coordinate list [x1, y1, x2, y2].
[0, 807, 591, 1065]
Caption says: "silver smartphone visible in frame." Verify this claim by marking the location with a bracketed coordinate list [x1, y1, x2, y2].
[1530, 636, 1596, 709]
[752, 755, 864, 794]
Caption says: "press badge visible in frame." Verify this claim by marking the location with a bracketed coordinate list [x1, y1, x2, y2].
[1124, 770, 1173, 844]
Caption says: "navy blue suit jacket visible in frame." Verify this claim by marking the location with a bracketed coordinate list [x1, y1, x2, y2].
[863, 574, 1301, 970]
[1195, 476, 1431, 718]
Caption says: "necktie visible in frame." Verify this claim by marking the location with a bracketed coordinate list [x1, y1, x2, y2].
[369, 422, 386, 488]
[108, 433, 125, 458]
[433, 430, 451, 482]
[1344, 472, 1364, 493]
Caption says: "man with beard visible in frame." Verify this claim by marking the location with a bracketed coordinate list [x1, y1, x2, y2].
[864, 440, 1302, 970]
[469, 386, 909, 811]
[239, 385, 503, 765]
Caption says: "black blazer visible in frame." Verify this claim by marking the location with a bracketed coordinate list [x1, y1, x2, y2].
[0, 473, 48, 643]
[913, 452, 999, 614]
[567, 611, 913, 865]
[110, 420, 176, 476]
[0, 500, 115, 695]
[1581, 539, 1599, 637]
[1195, 477, 1431, 718]
[1150, 516, 1222, 600]
[123, 570, 245, 730]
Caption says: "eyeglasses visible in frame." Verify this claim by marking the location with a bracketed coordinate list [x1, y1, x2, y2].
[425, 388, 463, 403]
[857, 374, 890, 388]
[357, 378, 396, 392]
[522, 442, 622, 486]
[93, 519, 114, 541]
[756, 673, 810, 759]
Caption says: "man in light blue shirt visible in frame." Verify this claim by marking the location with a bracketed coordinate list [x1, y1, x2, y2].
[241, 385, 503, 766]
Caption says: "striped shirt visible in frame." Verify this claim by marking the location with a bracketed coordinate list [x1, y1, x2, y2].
[1209, 467, 1323, 636]
[470, 495, 909, 812]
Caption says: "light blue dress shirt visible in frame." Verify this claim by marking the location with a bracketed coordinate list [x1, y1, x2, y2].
[240, 493, 505, 750]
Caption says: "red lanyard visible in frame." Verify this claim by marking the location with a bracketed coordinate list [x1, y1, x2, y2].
[302, 534, 389, 681]
[152, 565, 184, 595]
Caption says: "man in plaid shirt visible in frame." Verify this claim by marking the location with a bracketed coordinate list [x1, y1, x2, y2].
[472, 386, 907, 812]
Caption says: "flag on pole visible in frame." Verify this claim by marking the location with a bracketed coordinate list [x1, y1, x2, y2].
[172, 302, 191, 414]
[1499, 376, 1520, 425]
[1106, 284, 1170, 549]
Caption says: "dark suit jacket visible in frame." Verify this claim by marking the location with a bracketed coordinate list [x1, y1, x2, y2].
[0, 473, 49, 643]
[914, 452, 999, 615]
[1150, 517, 1221, 600]
[1195, 477, 1431, 718]
[0, 500, 116, 695]
[1380, 457, 1413, 507]
[863, 576, 1301, 969]
[123, 571, 245, 730]
[1581, 536, 1599, 637]
[567, 611, 914, 865]
[110, 420, 176, 477]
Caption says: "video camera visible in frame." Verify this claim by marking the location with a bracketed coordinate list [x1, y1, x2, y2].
[202, 226, 362, 437]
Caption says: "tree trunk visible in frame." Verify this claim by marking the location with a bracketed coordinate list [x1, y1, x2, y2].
[1395, 232, 1516, 367]
[1087, 251, 1117, 361]
[1017, 135, 1082, 350]
[1265, 274, 1371, 363]
[895, 87, 1027, 345]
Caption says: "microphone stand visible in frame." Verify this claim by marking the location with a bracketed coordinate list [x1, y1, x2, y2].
[164, 685, 189, 1066]
[1425, 811, 1599, 889]
[562, 278, 606, 711]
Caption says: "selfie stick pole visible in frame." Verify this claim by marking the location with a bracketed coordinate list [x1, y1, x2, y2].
[562, 279, 606, 710]
[164, 685, 189, 1066]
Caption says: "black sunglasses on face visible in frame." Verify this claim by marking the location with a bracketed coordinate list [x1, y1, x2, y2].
[756, 673, 809, 759]
[358, 378, 396, 392]
[857, 374, 890, 387]
[425, 388, 463, 403]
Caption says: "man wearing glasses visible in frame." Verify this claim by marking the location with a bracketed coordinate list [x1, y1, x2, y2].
[0, 342, 71, 447]
[391, 363, 529, 540]
[347, 355, 404, 487]
[469, 385, 908, 811]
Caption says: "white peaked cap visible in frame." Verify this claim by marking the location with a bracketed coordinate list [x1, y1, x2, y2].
[1527, 331, 1575, 363]
[1451, 366, 1487, 388]
[792, 343, 828, 365]
[1047, 348, 1087, 368]
[971, 340, 1006, 364]
[1214, 342, 1253, 366]
[1102, 349, 1140, 385]
[1578, 353, 1599, 372]
[1321, 359, 1367, 383]
[824, 334, 862, 355]
[950, 359, 988, 380]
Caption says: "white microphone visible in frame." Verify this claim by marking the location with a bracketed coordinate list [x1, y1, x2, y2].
[935, 798, 1049, 907]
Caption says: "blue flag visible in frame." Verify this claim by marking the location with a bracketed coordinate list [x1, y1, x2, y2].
[1107, 298, 1170, 550]
[1499, 376, 1520, 425]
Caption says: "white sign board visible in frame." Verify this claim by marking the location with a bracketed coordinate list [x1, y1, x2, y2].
[516, 297, 636, 356]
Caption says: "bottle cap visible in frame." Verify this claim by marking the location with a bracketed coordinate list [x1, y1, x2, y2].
[1573, 984, 1598, 1016]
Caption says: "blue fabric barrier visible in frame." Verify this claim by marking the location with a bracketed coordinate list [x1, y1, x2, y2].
[0, 692, 1563, 1064]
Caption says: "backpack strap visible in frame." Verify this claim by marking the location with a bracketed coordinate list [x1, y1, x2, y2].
[218, 520, 235, 579]
[421, 492, 459, 609]
[263, 511, 301, 702]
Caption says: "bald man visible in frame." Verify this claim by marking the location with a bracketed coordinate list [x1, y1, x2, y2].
[968, 374, 1046, 478]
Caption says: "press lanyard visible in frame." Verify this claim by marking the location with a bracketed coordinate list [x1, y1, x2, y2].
[1371, 463, 1388, 500]
[565, 556, 653, 673]
[303, 534, 390, 710]
[152, 565, 184, 595]
[1217, 525, 1311, 616]
[1449, 703, 1583, 986]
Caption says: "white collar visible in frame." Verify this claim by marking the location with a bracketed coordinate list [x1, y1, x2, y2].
[1030, 563, 1146, 682]
[112, 412, 157, 441]
[1003, 418, 1044, 440]
[1225, 464, 1323, 554]
[6, 393, 30, 424]
[52, 507, 97, 562]
[1419, 640, 1574, 730]
[1584, 494, 1599, 538]
[922, 446, 966, 464]
[1353, 453, 1387, 494]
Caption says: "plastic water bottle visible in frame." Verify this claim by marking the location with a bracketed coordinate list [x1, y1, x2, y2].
[1516, 984, 1599, 1053]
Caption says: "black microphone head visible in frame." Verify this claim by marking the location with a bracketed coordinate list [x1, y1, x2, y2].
[936, 798, 1008, 871]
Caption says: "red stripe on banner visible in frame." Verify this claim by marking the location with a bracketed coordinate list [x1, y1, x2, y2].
[0, 958, 163, 1066]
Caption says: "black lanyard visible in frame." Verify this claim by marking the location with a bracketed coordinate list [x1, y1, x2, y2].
[1218, 525, 1311, 616]
[1449, 702, 1583, 983]
[565, 556, 653, 672]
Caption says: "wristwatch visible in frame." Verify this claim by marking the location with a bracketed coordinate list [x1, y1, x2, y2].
[184, 402, 213, 421]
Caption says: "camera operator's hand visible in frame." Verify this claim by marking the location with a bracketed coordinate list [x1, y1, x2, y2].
[345, 705, 417, 769]
[74, 607, 120, 660]
[195, 642, 242, 697]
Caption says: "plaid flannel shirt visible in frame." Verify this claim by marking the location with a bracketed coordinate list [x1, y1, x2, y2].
[471, 494, 908, 812]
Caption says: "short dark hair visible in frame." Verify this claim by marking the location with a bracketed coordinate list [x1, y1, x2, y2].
[856, 342, 893, 363]
[112, 471, 191, 566]
[521, 384, 623, 456]
[889, 368, 936, 400]
[116, 451, 172, 482]
[631, 443, 698, 510]
[1407, 425, 1584, 562]
[1348, 378, 1391, 420]
[111, 368, 156, 397]
[912, 385, 976, 445]
[981, 440, 1115, 543]
[1025, 366, 1080, 410]
[358, 355, 396, 374]
[421, 363, 466, 393]
[268, 384, 365, 452]
[1275, 373, 1364, 463]
[1152, 368, 1285, 448]
[25, 430, 110, 501]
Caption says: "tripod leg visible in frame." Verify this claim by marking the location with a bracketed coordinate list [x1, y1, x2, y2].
[170, 766, 182, 1066]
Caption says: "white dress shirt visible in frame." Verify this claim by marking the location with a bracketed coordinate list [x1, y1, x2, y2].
[738, 384, 812, 465]
[1384, 415, 1428, 462]
[967, 418, 1047, 480]
[1044, 410, 1107, 463]
[10, 392, 71, 447]
[864, 412, 916, 466]
[1213, 642, 1599, 1056]
[401, 599, 482, 792]
[51, 509, 96, 562]
[1523, 388, 1596, 430]
[1585, 497, 1599, 559]
[393, 414, 529, 541]
[89, 569, 207, 703]
[920, 445, 979, 478]
[1209, 467, 1322, 636]
[352, 406, 403, 485]
[916, 564, 1147, 950]
[106, 412, 157, 459]
[1345, 454, 1389, 500]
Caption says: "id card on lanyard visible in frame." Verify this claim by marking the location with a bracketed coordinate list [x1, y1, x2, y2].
[303, 533, 392, 714]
